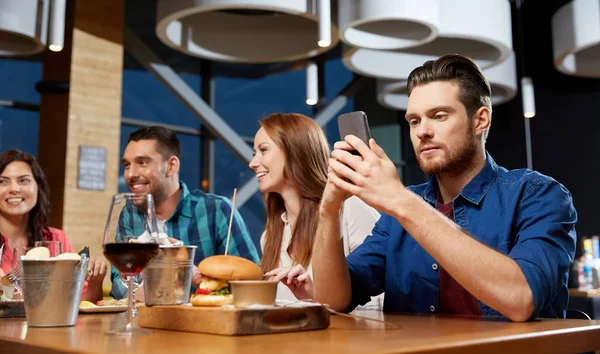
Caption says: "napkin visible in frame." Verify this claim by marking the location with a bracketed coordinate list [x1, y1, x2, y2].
[135, 231, 183, 247]
[78, 246, 90, 259]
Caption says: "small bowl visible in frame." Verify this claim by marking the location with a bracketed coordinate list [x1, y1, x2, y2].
[229, 280, 277, 308]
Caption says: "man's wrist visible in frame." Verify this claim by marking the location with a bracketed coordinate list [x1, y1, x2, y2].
[387, 187, 416, 221]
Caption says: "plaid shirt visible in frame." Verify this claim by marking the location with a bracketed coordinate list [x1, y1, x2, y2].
[109, 181, 259, 299]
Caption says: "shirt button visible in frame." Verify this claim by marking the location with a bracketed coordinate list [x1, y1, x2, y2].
[430, 305, 435, 312]
[432, 263, 438, 271]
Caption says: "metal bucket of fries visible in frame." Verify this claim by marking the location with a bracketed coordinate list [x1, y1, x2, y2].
[19, 256, 88, 327]
[143, 245, 196, 306]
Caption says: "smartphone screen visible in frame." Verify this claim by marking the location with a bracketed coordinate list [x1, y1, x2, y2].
[338, 111, 371, 155]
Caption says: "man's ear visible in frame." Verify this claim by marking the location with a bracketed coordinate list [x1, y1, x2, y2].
[473, 106, 491, 136]
[166, 156, 180, 177]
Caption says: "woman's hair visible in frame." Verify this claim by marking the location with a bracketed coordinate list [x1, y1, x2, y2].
[0, 149, 51, 247]
[259, 113, 330, 273]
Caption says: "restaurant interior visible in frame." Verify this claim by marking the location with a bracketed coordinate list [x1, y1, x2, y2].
[0, 0, 600, 353]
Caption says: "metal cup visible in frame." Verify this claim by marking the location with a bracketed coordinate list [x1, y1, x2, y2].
[142, 246, 196, 306]
[19, 257, 89, 327]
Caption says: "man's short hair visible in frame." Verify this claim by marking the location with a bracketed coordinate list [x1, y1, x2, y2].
[407, 54, 492, 119]
[128, 126, 181, 160]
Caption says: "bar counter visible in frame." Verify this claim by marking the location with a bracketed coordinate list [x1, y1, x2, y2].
[1, 311, 599, 354]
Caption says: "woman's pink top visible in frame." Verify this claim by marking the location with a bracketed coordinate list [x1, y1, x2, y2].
[1, 227, 88, 295]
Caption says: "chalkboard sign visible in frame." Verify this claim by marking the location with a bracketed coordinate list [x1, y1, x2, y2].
[77, 146, 106, 191]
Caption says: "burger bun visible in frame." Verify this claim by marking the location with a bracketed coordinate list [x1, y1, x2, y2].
[191, 294, 233, 307]
[197, 255, 263, 280]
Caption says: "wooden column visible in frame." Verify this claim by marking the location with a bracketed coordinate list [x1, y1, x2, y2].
[37, 0, 124, 259]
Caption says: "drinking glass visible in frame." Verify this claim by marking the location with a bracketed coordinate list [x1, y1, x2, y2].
[33, 240, 62, 257]
[8, 247, 30, 295]
[102, 193, 160, 336]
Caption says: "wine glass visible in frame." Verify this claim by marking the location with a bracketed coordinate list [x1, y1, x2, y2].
[119, 272, 143, 317]
[102, 193, 160, 336]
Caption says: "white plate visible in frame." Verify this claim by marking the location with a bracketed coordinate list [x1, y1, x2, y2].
[79, 305, 127, 313]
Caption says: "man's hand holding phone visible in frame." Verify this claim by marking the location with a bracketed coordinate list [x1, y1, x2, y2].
[329, 134, 407, 216]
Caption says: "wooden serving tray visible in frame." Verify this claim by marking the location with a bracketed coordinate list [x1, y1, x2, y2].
[0, 300, 25, 318]
[138, 304, 330, 336]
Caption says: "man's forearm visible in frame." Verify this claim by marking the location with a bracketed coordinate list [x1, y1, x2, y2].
[312, 209, 353, 312]
[392, 191, 534, 321]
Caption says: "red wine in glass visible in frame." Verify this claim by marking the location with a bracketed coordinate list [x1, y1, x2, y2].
[103, 193, 160, 336]
[104, 242, 159, 277]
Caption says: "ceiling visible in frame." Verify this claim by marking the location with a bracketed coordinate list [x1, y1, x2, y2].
[123, 0, 342, 78]
[121, 0, 576, 80]
[6, 0, 590, 83]
[514, 0, 600, 93]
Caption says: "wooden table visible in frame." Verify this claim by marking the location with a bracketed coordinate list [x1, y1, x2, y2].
[569, 289, 600, 298]
[1, 311, 599, 354]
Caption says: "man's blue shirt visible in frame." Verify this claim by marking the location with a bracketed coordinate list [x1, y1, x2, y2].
[110, 181, 259, 299]
[346, 153, 577, 318]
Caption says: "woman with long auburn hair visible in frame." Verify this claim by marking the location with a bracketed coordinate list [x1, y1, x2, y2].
[249, 113, 382, 308]
[0, 149, 106, 302]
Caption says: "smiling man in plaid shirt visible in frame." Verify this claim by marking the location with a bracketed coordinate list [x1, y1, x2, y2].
[110, 126, 259, 300]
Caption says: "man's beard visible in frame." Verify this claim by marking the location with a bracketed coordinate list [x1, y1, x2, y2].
[150, 182, 168, 205]
[129, 180, 167, 206]
[416, 127, 478, 176]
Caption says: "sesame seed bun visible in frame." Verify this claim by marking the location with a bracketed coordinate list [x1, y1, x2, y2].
[197, 255, 263, 281]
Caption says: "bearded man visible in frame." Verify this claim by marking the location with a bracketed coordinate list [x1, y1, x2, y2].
[110, 126, 259, 299]
[308, 54, 577, 321]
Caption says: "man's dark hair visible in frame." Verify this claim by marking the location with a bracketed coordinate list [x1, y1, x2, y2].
[407, 54, 492, 119]
[128, 126, 181, 160]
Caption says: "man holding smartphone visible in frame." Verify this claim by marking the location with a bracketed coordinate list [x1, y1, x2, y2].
[309, 54, 577, 322]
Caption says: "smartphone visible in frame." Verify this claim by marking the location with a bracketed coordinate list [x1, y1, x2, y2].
[338, 111, 372, 155]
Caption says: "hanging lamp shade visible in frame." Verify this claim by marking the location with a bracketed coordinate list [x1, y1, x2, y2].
[377, 51, 518, 111]
[338, 0, 440, 50]
[0, 0, 48, 57]
[155, 0, 339, 63]
[552, 0, 600, 78]
[343, 0, 512, 80]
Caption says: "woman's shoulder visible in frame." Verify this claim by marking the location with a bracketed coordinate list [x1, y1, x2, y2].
[46, 227, 74, 253]
[47, 227, 70, 243]
[342, 196, 380, 219]
[46, 227, 68, 240]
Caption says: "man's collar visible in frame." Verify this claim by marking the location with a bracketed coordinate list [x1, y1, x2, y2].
[422, 151, 498, 206]
[173, 181, 192, 218]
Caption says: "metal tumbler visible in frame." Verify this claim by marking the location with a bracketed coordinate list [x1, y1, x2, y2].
[142, 246, 196, 306]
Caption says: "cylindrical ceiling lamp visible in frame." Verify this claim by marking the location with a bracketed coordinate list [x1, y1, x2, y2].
[48, 0, 66, 52]
[552, 0, 600, 78]
[521, 77, 535, 118]
[339, 0, 440, 50]
[306, 60, 318, 105]
[377, 51, 518, 111]
[318, 0, 331, 48]
[343, 0, 512, 80]
[0, 0, 49, 57]
[155, 0, 339, 63]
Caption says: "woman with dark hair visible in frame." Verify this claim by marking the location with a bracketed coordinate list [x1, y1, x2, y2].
[249, 113, 382, 309]
[0, 149, 106, 302]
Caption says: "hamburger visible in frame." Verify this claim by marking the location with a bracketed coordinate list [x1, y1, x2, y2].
[191, 255, 263, 306]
